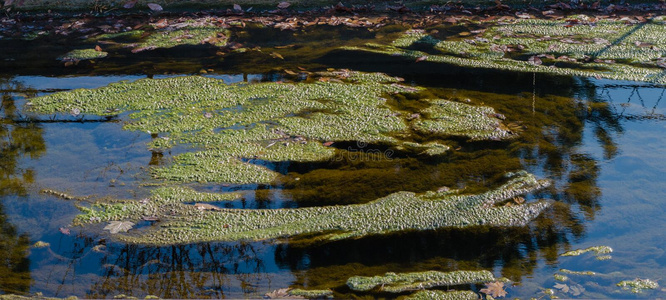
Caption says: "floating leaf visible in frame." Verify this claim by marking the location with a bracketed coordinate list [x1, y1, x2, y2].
[528, 56, 542, 66]
[104, 221, 135, 234]
[277, 1, 290, 9]
[570, 284, 585, 296]
[147, 3, 162, 11]
[480, 281, 508, 298]
[554, 283, 569, 293]
[122, 0, 137, 8]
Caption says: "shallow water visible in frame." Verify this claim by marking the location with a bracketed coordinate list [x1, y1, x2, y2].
[1, 24, 666, 299]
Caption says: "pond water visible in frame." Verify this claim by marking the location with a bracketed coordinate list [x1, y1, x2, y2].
[1, 23, 666, 299]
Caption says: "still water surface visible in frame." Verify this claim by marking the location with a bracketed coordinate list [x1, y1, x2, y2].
[1, 28, 666, 299]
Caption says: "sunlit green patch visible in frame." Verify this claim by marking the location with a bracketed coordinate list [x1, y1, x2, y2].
[407, 290, 481, 300]
[79, 171, 550, 245]
[74, 186, 242, 224]
[412, 99, 511, 140]
[139, 26, 229, 49]
[27, 73, 551, 244]
[28, 74, 510, 185]
[346, 270, 494, 293]
[616, 278, 659, 293]
[346, 18, 666, 84]
[95, 24, 228, 52]
[59, 49, 108, 61]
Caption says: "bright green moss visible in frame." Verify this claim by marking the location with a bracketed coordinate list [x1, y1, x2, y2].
[407, 290, 481, 300]
[59, 49, 108, 61]
[617, 278, 659, 293]
[347, 270, 494, 292]
[346, 18, 666, 84]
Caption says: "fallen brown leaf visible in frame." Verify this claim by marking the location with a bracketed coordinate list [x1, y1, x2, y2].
[481, 281, 508, 298]
[528, 55, 542, 66]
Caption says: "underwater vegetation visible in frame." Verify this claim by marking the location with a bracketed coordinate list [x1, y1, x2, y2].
[616, 278, 659, 294]
[27, 72, 511, 185]
[25, 71, 553, 245]
[344, 16, 666, 84]
[74, 170, 550, 244]
[561, 245, 613, 260]
[59, 48, 108, 61]
[346, 270, 495, 292]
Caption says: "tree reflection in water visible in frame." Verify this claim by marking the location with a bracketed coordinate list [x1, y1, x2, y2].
[271, 71, 627, 292]
[0, 67, 652, 298]
[0, 76, 42, 294]
[84, 242, 272, 298]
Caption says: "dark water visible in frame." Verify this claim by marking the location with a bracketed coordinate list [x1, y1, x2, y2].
[1, 24, 666, 299]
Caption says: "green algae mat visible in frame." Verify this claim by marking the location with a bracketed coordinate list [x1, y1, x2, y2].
[27, 71, 553, 245]
[344, 16, 666, 84]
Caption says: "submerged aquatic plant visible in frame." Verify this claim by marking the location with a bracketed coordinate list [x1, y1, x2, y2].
[28, 73, 510, 185]
[27, 72, 551, 245]
[287, 289, 333, 298]
[347, 270, 495, 292]
[617, 278, 659, 293]
[407, 290, 480, 300]
[561, 245, 613, 260]
[345, 18, 666, 84]
[75, 171, 550, 245]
